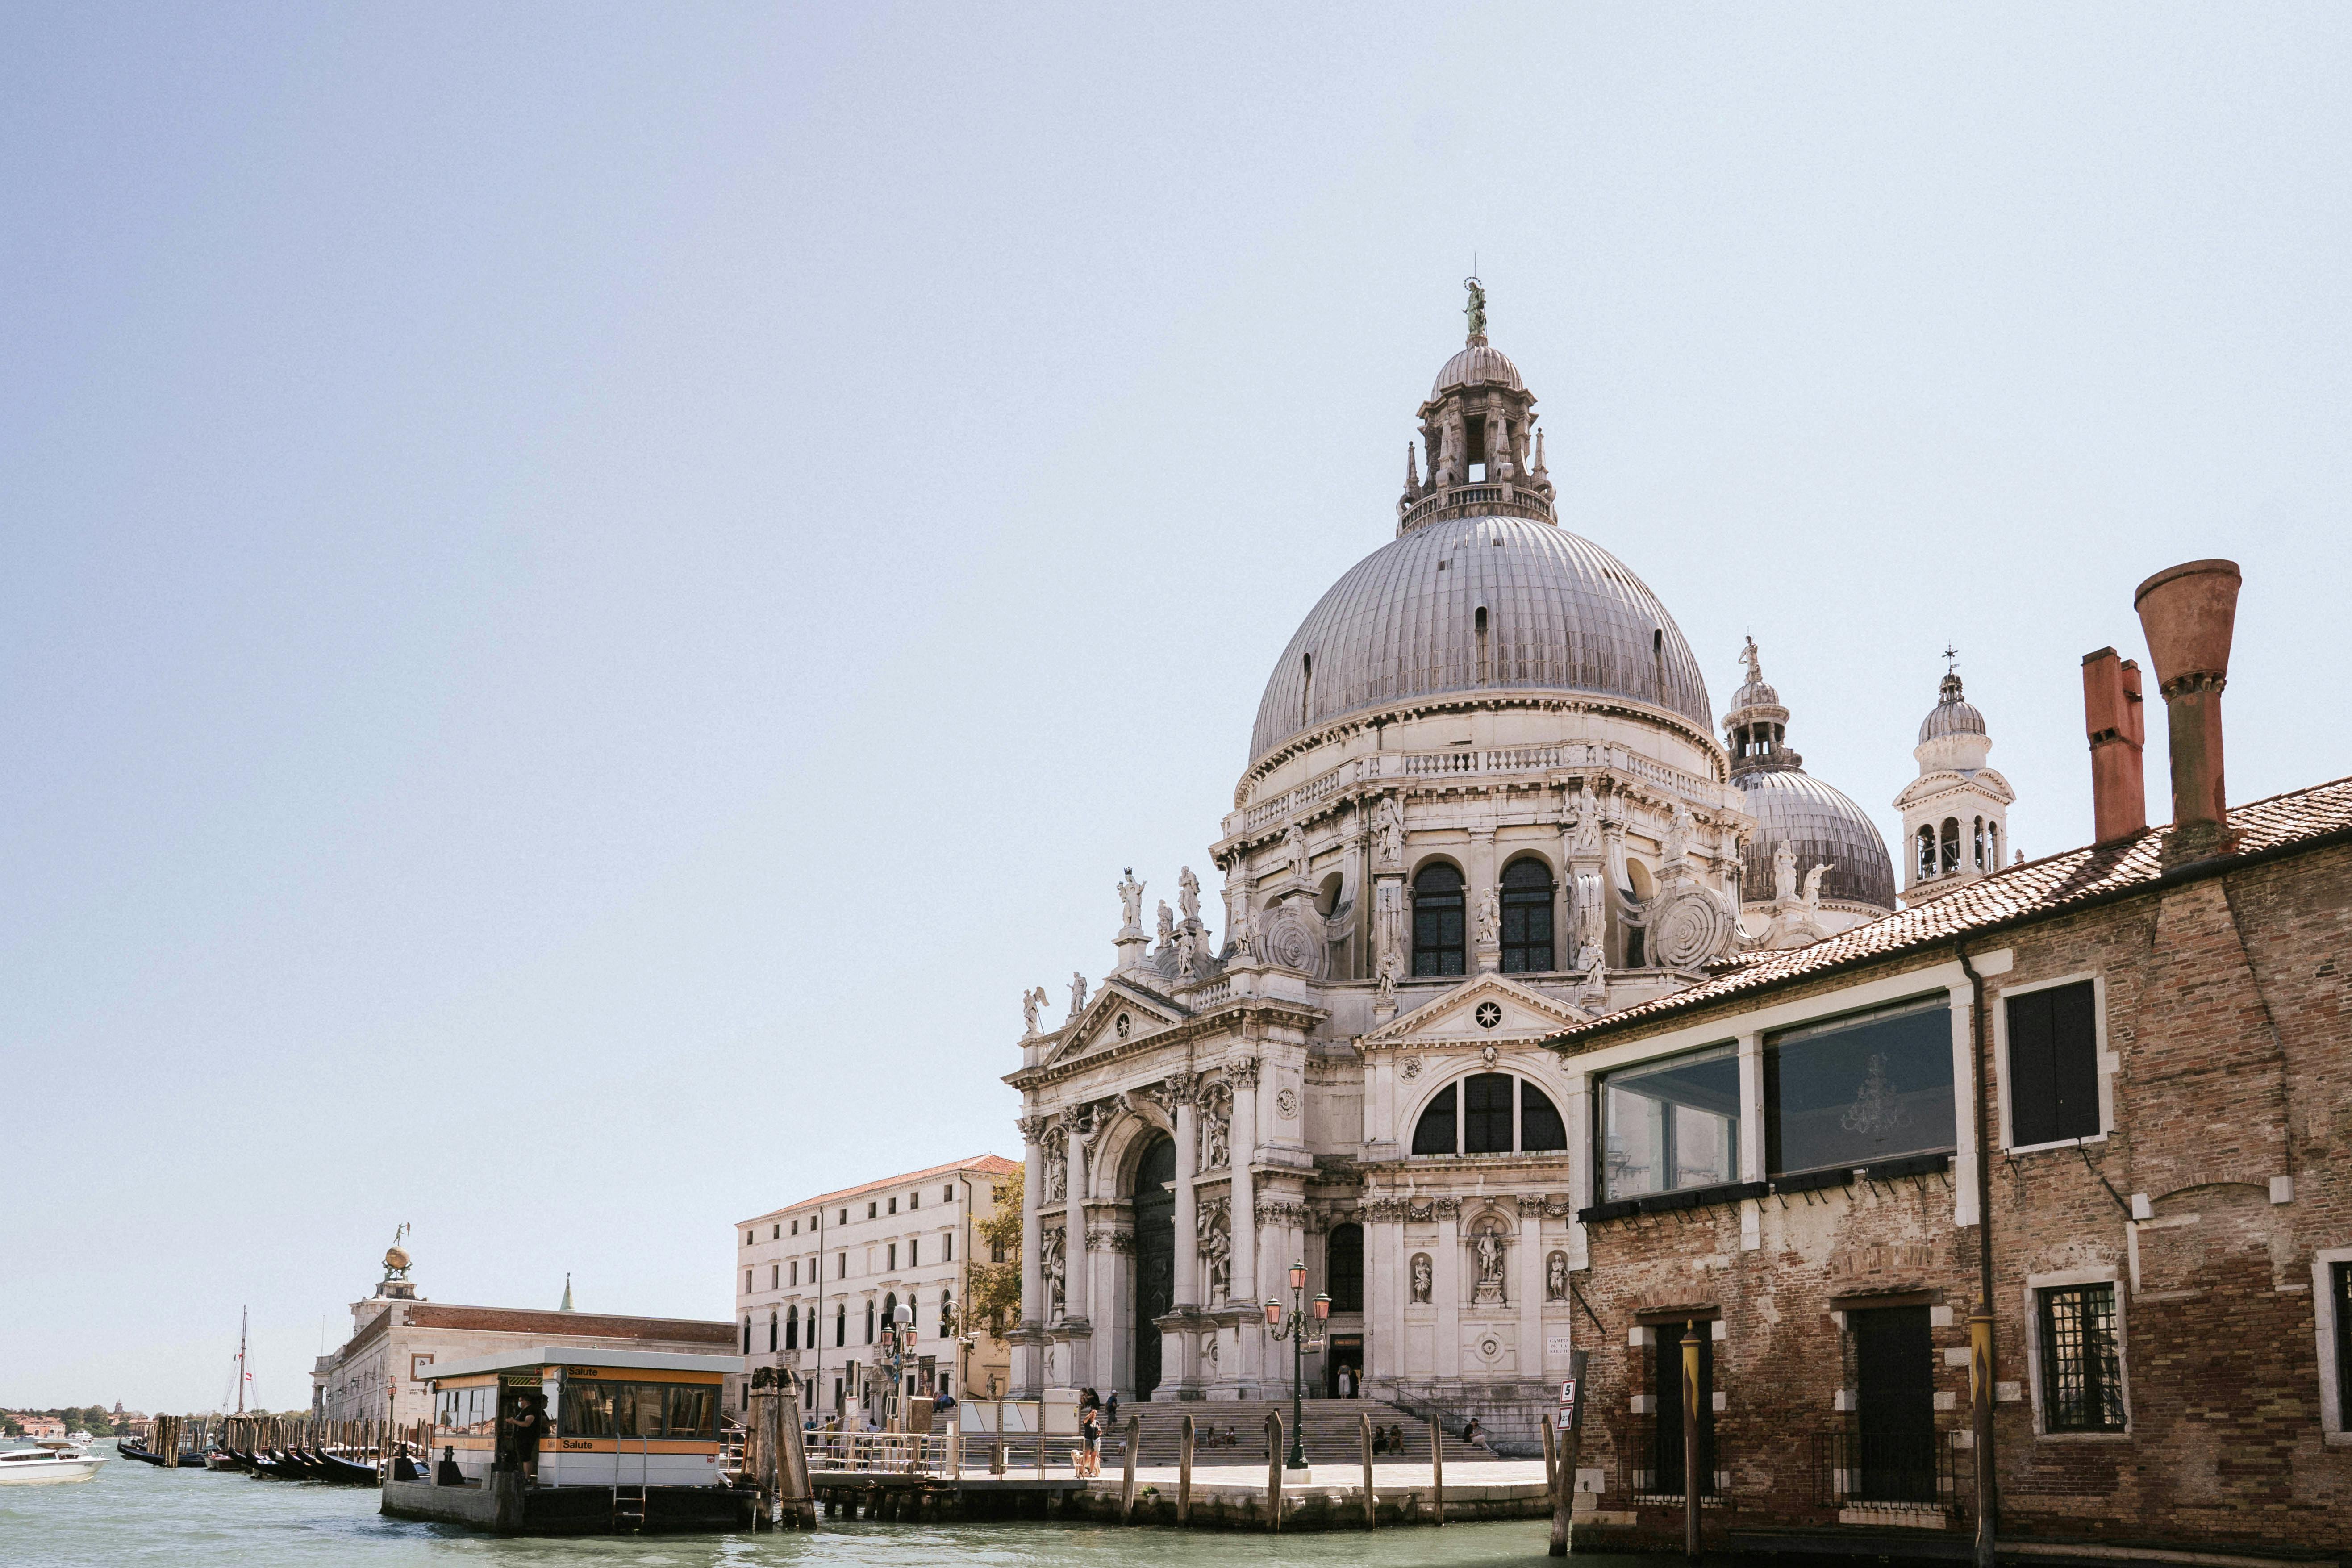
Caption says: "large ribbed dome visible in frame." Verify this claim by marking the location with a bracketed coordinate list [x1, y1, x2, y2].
[1248, 513, 1713, 766]
[1734, 768, 1897, 910]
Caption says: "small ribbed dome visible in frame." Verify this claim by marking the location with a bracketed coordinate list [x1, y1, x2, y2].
[1249, 513, 1712, 766]
[1431, 342, 1524, 397]
[1735, 768, 1897, 911]
[1730, 675, 1780, 712]
[1918, 671, 1987, 744]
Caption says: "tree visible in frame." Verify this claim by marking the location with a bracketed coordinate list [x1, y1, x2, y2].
[966, 1164, 1024, 1335]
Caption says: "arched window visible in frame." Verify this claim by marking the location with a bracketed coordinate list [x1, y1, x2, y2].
[742, 1317, 751, 1354]
[1973, 816, 1986, 870]
[1500, 858, 1555, 973]
[1939, 817, 1960, 875]
[789, 1306, 802, 1350]
[864, 1300, 876, 1344]
[939, 1289, 954, 1339]
[881, 1293, 897, 1335]
[768, 1309, 778, 1352]
[1521, 1078, 1567, 1151]
[1301, 653, 1312, 729]
[1988, 820, 2002, 865]
[1465, 1072, 1514, 1153]
[835, 1303, 847, 1347]
[1411, 1083, 1458, 1154]
[1326, 1223, 1364, 1312]
[1411, 1074, 1570, 1156]
[1474, 605, 1490, 684]
[1916, 826, 1935, 881]
[1412, 863, 1465, 976]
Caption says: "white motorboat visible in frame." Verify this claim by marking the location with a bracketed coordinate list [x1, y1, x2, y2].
[0, 1441, 110, 1484]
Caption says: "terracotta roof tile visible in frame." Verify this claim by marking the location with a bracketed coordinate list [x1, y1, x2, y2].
[1557, 774, 2352, 1043]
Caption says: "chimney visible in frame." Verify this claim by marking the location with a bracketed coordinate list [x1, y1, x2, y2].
[2132, 558, 2242, 864]
[2080, 647, 2147, 843]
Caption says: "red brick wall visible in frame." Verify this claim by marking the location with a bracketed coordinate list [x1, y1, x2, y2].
[1564, 841, 2352, 1553]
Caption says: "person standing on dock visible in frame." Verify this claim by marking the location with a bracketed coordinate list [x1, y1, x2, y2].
[503, 1393, 549, 1485]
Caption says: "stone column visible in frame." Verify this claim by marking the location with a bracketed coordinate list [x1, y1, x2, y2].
[1018, 1117, 1046, 1393]
[1435, 1200, 1462, 1376]
[1172, 1089, 1199, 1306]
[1228, 1058, 1261, 1393]
[1061, 1106, 1090, 1328]
[1564, 1075, 1593, 1271]
[1516, 1199, 1544, 1378]
[1366, 1204, 1401, 1385]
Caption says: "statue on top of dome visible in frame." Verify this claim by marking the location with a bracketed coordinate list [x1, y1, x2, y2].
[1464, 275, 1487, 343]
[1741, 635, 1764, 689]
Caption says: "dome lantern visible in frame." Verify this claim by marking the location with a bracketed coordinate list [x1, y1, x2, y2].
[1894, 651, 2016, 905]
[1399, 278, 1555, 534]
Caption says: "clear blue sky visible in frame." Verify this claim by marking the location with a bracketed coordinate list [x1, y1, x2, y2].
[6, 4, 2348, 1412]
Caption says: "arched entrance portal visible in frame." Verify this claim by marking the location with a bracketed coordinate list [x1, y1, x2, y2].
[1130, 1133, 1176, 1399]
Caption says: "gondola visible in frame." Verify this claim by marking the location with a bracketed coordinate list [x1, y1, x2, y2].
[114, 1442, 171, 1467]
[251, 1449, 310, 1480]
[174, 1450, 209, 1468]
[313, 1449, 379, 1485]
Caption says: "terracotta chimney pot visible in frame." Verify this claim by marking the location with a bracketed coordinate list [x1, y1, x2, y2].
[2132, 559, 2241, 863]
[2081, 647, 2147, 844]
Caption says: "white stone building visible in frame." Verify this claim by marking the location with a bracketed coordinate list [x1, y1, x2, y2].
[1895, 660, 2015, 904]
[1001, 286, 1931, 1432]
[733, 1155, 1018, 1424]
[311, 1245, 733, 1425]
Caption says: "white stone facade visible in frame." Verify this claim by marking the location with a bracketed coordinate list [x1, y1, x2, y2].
[734, 1155, 1016, 1425]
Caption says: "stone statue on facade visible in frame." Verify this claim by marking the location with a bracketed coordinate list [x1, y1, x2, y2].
[1375, 795, 1405, 867]
[1042, 1227, 1067, 1321]
[1410, 1252, 1433, 1304]
[1573, 868, 1606, 971]
[1283, 820, 1309, 881]
[1022, 986, 1043, 1037]
[1376, 940, 1403, 1001]
[1068, 971, 1089, 1020]
[1471, 1219, 1507, 1305]
[1772, 839, 1798, 902]
[1199, 1081, 1231, 1170]
[1178, 865, 1201, 926]
[1175, 924, 1200, 981]
[1546, 1251, 1568, 1302]
[1156, 900, 1176, 950]
[1197, 1199, 1231, 1304]
[1801, 862, 1829, 909]
[1663, 802, 1692, 869]
[1117, 868, 1145, 933]
[1476, 884, 1500, 947]
[1571, 782, 1602, 857]
[1043, 1125, 1067, 1201]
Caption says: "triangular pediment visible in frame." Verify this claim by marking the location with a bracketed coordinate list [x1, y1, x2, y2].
[1363, 973, 1592, 1048]
[1044, 980, 1189, 1065]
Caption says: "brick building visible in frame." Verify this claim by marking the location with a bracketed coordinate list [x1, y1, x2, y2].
[1543, 562, 2352, 1556]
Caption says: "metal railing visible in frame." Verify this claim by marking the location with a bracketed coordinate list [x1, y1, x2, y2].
[1810, 1430, 1972, 1512]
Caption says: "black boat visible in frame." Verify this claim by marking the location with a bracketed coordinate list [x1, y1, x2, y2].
[313, 1449, 379, 1485]
[252, 1449, 311, 1480]
[115, 1442, 171, 1467]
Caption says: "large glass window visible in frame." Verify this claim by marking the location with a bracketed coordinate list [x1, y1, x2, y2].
[1599, 1044, 1740, 1201]
[435, 1385, 498, 1436]
[1412, 864, 1466, 976]
[1464, 1072, 1514, 1153]
[1500, 858, 1555, 973]
[2006, 981, 2099, 1147]
[2037, 1284, 2125, 1432]
[559, 1381, 720, 1440]
[1765, 997, 1954, 1177]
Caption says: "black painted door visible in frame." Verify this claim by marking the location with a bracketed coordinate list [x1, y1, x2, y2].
[1651, 1321, 1714, 1497]
[1853, 1305, 1935, 1502]
[1131, 1135, 1176, 1400]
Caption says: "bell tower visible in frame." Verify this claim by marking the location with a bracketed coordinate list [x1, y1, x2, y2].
[1894, 652, 2016, 905]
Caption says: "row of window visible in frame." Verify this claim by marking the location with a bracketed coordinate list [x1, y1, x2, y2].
[1914, 814, 2002, 881]
[743, 1289, 956, 1353]
[1411, 860, 1558, 976]
[1589, 980, 2104, 1202]
[745, 1184, 963, 1248]
[742, 1234, 954, 1295]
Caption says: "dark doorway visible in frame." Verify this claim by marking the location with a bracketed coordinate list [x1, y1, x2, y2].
[1651, 1321, 1714, 1497]
[1852, 1305, 1935, 1502]
[1131, 1134, 1176, 1400]
[1326, 1223, 1364, 1312]
[1326, 1334, 1364, 1397]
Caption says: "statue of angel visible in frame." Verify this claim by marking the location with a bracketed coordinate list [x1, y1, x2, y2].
[1022, 986, 1042, 1037]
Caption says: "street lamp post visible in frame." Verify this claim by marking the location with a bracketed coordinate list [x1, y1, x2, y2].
[1262, 1260, 1329, 1471]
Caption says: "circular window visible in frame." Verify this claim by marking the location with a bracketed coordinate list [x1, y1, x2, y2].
[1475, 1001, 1502, 1030]
[1114, 1013, 1131, 1039]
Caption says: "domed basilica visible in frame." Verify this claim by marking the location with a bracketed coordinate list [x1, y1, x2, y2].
[1002, 286, 1998, 1424]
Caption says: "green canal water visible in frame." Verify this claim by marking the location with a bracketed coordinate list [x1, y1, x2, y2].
[2, 1445, 1695, 1568]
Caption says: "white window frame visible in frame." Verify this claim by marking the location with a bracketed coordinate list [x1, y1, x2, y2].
[1991, 971, 2117, 1155]
[2316, 1246, 2352, 1447]
[2023, 1265, 2132, 1439]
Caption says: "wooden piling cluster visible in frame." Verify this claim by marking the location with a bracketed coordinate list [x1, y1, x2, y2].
[741, 1366, 817, 1530]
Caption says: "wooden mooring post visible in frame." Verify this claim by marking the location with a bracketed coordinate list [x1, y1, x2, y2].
[1264, 1410, 1283, 1532]
[1430, 1414, 1445, 1525]
[1177, 1414, 1193, 1525]
[1120, 1415, 1140, 1521]
[1359, 1411, 1375, 1527]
